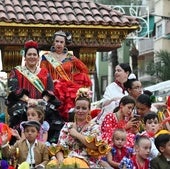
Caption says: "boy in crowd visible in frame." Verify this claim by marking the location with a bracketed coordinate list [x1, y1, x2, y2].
[142, 112, 160, 159]
[150, 133, 170, 169]
[1, 120, 49, 168]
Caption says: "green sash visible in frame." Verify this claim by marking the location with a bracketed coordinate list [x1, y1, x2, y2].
[43, 52, 61, 68]
[16, 66, 45, 93]
[43, 52, 71, 81]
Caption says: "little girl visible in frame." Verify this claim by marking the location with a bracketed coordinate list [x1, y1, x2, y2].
[105, 128, 133, 168]
[20, 105, 50, 143]
[131, 135, 151, 169]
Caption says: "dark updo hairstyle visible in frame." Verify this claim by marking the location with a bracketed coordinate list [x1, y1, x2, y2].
[154, 133, 170, 152]
[124, 78, 138, 91]
[113, 95, 135, 112]
[136, 94, 152, 108]
[118, 63, 132, 75]
[143, 90, 156, 103]
[24, 40, 39, 57]
[53, 30, 72, 45]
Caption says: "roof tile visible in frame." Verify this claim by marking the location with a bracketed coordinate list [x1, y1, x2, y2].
[46, 1, 55, 8]
[83, 9, 91, 16]
[68, 14, 78, 23]
[43, 13, 53, 22]
[40, 6, 50, 14]
[72, 2, 82, 9]
[63, 1, 72, 8]
[4, 0, 13, 6]
[37, 1, 46, 7]
[6, 5, 15, 13]
[49, 7, 58, 14]
[0, 12, 8, 21]
[54, 1, 63, 8]
[35, 13, 44, 22]
[0, 0, 138, 27]
[91, 9, 101, 16]
[8, 12, 17, 21]
[17, 13, 27, 21]
[30, 0, 39, 6]
[32, 6, 41, 14]
[23, 6, 33, 14]
[51, 14, 61, 21]
[0, 5, 5, 12]
[21, 0, 30, 7]
[57, 7, 66, 15]
[14, 6, 23, 13]
[85, 15, 96, 23]
[74, 8, 84, 15]
[25, 13, 35, 21]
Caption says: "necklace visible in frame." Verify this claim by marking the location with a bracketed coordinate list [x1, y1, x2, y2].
[25, 66, 37, 74]
[53, 53, 66, 62]
[76, 121, 87, 132]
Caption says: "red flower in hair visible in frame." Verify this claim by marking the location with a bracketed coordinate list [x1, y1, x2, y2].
[24, 40, 38, 49]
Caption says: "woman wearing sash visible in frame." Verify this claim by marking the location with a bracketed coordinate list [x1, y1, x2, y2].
[6, 40, 61, 143]
[40, 30, 92, 121]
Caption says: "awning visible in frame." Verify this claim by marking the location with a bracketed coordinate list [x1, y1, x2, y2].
[138, 15, 155, 37]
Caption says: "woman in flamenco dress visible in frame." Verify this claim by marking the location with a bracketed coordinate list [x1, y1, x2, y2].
[40, 30, 92, 121]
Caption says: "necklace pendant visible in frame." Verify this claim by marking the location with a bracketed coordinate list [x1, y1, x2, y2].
[77, 126, 82, 132]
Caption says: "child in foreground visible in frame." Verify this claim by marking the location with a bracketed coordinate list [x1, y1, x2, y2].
[131, 135, 151, 169]
[141, 112, 160, 159]
[105, 128, 133, 168]
[119, 135, 151, 169]
[150, 133, 170, 169]
[20, 105, 50, 143]
[1, 120, 49, 168]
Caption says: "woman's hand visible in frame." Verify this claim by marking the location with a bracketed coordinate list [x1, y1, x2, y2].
[125, 118, 140, 130]
[68, 124, 79, 138]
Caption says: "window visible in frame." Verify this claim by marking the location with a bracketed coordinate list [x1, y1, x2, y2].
[157, 24, 162, 38]
[101, 52, 108, 62]
[101, 76, 108, 94]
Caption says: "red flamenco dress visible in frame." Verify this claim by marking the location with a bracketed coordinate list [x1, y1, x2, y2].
[41, 53, 92, 121]
[101, 113, 135, 148]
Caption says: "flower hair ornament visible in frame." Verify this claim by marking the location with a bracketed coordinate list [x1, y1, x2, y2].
[75, 88, 93, 100]
[24, 40, 38, 49]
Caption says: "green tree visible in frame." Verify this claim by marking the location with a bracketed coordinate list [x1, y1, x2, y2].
[146, 50, 170, 81]
[93, 0, 141, 5]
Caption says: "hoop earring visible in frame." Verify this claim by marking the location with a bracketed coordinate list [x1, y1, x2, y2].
[86, 114, 92, 122]
[63, 47, 68, 54]
[50, 46, 55, 52]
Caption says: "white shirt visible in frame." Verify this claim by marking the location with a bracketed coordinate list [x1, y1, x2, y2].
[95, 82, 128, 124]
[26, 139, 37, 165]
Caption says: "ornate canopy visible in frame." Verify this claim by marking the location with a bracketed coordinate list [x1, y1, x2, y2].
[0, 0, 139, 73]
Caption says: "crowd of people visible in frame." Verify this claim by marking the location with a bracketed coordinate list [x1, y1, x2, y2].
[0, 30, 170, 169]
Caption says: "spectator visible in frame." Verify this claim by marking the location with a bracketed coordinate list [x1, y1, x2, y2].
[104, 128, 133, 168]
[101, 95, 138, 147]
[150, 133, 170, 169]
[1, 121, 49, 168]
